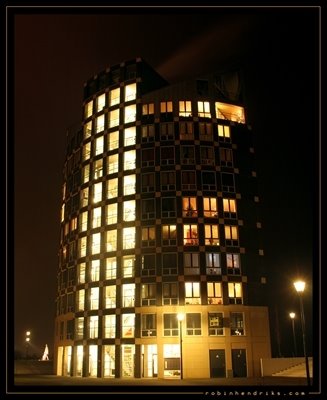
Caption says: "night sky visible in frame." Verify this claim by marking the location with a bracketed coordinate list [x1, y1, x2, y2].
[11, 6, 320, 361]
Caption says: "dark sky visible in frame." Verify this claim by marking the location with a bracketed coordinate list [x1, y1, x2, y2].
[11, 7, 320, 360]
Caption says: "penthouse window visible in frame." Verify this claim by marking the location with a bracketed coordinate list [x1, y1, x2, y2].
[179, 101, 192, 117]
[124, 83, 137, 102]
[215, 102, 245, 124]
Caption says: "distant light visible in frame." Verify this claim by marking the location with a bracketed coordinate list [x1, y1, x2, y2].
[294, 280, 306, 293]
[177, 313, 185, 321]
[289, 312, 296, 319]
[25, 337, 30, 342]
[26, 331, 31, 336]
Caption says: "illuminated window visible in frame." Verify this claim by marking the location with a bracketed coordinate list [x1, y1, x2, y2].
[124, 104, 136, 124]
[141, 314, 157, 337]
[80, 211, 88, 232]
[182, 197, 197, 217]
[89, 316, 98, 338]
[141, 226, 155, 247]
[179, 100, 192, 117]
[122, 255, 135, 278]
[109, 87, 120, 107]
[123, 174, 135, 196]
[96, 115, 105, 134]
[227, 253, 241, 275]
[223, 198, 237, 216]
[82, 164, 90, 183]
[184, 252, 199, 274]
[207, 282, 222, 305]
[163, 314, 178, 336]
[142, 254, 156, 276]
[181, 171, 196, 190]
[82, 142, 91, 161]
[77, 289, 85, 311]
[163, 282, 178, 305]
[203, 197, 217, 217]
[124, 150, 136, 170]
[109, 108, 119, 128]
[142, 103, 154, 115]
[106, 229, 117, 252]
[224, 225, 238, 245]
[108, 130, 119, 150]
[123, 200, 135, 221]
[124, 126, 136, 147]
[92, 207, 101, 228]
[141, 283, 156, 306]
[161, 197, 176, 218]
[208, 313, 224, 336]
[197, 101, 211, 118]
[160, 101, 173, 113]
[181, 145, 195, 164]
[160, 123, 174, 140]
[215, 102, 245, 123]
[105, 257, 117, 279]
[104, 315, 116, 338]
[107, 178, 118, 199]
[122, 284, 135, 307]
[186, 313, 201, 335]
[93, 159, 103, 179]
[96, 93, 106, 112]
[124, 83, 137, 102]
[92, 182, 102, 203]
[141, 124, 155, 142]
[75, 317, 84, 339]
[179, 121, 193, 139]
[104, 285, 116, 309]
[90, 259, 100, 281]
[160, 146, 175, 165]
[230, 312, 244, 335]
[162, 225, 177, 246]
[142, 173, 155, 192]
[183, 224, 198, 246]
[91, 232, 101, 254]
[90, 287, 99, 310]
[228, 283, 242, 304]
[185, 282, 201, 304]
[142, 148, 155, 167]
[84, 120, 92, 139]
[218, 124, 231, 140]
[79, 236, 87, 257]
[199, 122, 213, 140]
[123, 227, 135, 249]
[77, 262, 86, 284]
[85, 100, 93, 119]
[107, 154, 119, 174]
[220, 148, 233, 167]
[200, 146, 215, 165]
[122, 314, 135, 338]
[206, 252, 221, 275]
[205, 224, 219, 245]
[103, 345, 115, 377]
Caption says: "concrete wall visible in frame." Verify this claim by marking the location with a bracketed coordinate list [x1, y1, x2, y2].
[260, 357, 312, 376]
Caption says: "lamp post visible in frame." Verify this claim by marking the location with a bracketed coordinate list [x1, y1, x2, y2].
[289, 312, 297, 357]
[25, 331, 31, 359]
[293, 280, 310, 386]
[177, 313, 185, 379]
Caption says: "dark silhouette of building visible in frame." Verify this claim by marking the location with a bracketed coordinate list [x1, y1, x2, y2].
[54, 57, 271, 379]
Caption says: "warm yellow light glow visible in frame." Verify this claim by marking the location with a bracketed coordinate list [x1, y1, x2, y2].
[177, 313, 185, 322]
[26, 331, 31, 336]
[25, 337, 30, 342]
[294, 280, 306, 293]
[289, 312, 296, 319]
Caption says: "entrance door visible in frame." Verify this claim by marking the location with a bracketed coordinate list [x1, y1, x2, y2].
[209, 349, 226, 378]
[231, 349, 247, 377]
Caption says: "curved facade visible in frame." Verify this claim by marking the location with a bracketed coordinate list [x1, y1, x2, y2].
[54, 57, 271, 379]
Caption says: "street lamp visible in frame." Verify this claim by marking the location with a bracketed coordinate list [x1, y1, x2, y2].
[177, 313, 185, 379]
[293, 280, 310, 386]
[289, 312, 297, 357]
[25, 331, 31, 359]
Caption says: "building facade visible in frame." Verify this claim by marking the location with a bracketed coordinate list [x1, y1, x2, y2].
[54, 57, 271, 379]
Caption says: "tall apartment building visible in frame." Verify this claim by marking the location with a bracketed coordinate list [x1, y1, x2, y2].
[54, 57, 271, 379]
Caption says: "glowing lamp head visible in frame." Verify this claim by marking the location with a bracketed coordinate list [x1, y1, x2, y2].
[294, 280, 306, 293]
[177, 313, 185, 322]
[289, 312, 296, 319]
